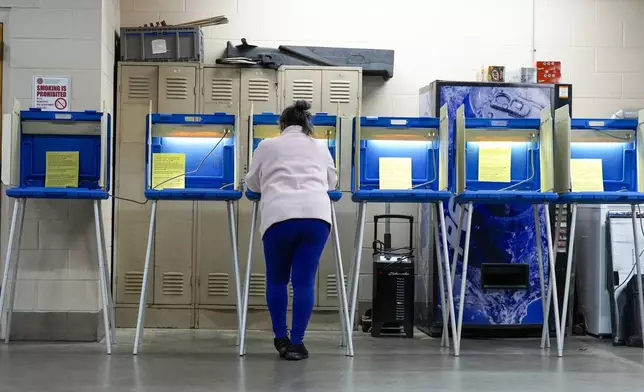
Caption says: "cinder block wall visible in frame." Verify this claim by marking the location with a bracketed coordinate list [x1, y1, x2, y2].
[0, 0, 119, 341]
[120, 0, 644, 304]
[2, 0, 643, 339]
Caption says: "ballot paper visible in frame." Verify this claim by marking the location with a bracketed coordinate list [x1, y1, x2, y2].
[152, 153, 186, 189]
[379, 157, 412, 190]
[478, 145, 512, 182]
[570, 158, 604, 192]
[45, 151, 79, 188]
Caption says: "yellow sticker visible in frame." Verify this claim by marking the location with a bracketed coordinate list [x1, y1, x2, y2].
[45, 151, 79, 188]
[152, 153, 186, 189]
[571, 158, 603, 192]
[379, 157, 412, 190]
[478, 144, 512, 182]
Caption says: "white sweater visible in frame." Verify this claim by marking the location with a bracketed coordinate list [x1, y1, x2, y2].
[245, 125, 338, 237]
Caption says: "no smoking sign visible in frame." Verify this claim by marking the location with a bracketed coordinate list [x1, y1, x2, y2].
[33, 75, 71, 112]
[55, 97, 67, 110]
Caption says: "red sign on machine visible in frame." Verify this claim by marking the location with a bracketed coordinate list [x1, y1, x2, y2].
[536, 61, 561, 83]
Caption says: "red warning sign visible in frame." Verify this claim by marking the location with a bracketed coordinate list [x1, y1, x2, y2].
[33, 75, 71, 112]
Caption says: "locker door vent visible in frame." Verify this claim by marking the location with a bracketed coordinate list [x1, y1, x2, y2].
[329, 80, 351, 103]
[125, 271, 144, 295]
[165, 76, 189, 100]
[128, 76, 151, 99]
[211, 78, 233, 102]
[249, 273, 266, 296]
[326, 274, 348, 298]
[292, 79, 314, 102]
[207, 272, 229, 296]
[162, 272, 184, 295]
[248, 79, 270, 102]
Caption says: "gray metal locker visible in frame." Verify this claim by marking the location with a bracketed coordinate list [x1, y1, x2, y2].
[115, 64, 158, 305]
[237, 68, 279, 306]
[115, 63, 199, 311]
[274, 66, 363, 308]
[158, 65, 197, 113]
[239, 68, 279, 174]
[201, 66, 241, 114]
[317, 68, 362, 306]
[321, 69, 361, 116]
[153, 65, 198, 305]
[196, 66, 242, 306]
[280, 68, 323, 113]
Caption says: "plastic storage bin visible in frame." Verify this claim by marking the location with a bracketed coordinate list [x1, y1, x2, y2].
[120, 27, 204, 62]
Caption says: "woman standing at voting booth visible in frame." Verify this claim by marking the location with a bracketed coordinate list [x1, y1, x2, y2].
[245, 100, 337, 361]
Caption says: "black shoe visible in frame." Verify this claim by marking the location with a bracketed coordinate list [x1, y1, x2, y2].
[284, 343, 309, 361]
[274, 337, 290, 358]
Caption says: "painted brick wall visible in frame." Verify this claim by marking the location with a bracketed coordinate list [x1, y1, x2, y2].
[121, 0, 644, 118]
[0, 0, 107, 326]
[120, 0, 644, 302]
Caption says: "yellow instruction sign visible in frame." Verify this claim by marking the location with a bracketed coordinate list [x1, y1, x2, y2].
[152, 153, 186, 189]
[379, 157, 412, 190]
[571, 158, 604, 192]
[478, 145, 512, 182]
[45, 151, 79, 188]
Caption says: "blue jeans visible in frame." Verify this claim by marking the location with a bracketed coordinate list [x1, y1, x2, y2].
[263, 219, 330, 344]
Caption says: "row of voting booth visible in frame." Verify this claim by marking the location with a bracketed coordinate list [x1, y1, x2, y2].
[0, 102, 643, 359]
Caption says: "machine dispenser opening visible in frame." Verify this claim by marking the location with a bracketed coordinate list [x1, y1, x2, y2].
[480, 263, 529, 290]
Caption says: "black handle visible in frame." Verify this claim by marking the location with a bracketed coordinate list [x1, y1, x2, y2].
[373, 214, 414, 251]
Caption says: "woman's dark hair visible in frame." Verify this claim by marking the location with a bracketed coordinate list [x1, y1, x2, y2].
[280, 100, 313, 136]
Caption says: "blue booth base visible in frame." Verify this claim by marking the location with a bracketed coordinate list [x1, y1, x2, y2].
[6, 187, 109, 200]
[454, 190, 558, 204]
[557, 191, 644, 204]
[145, 189, 242, 201]
[245, 190, 343, 202]
[351, 190, 452, 203]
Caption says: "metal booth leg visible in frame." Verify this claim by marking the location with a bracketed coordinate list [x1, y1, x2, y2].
[630, 204, 644, 349]
[344, 202, 362, 347]
[239, 200, 258, 356]
[1, 198, 26, 343]
[438, 202, 458, 354]
[133, 200, 157, 355]
[331, 202, 353, 356]
[94, 200, 113, 355]
[542, 205, 563, 348]
[227, 201, 243, 347]
[329, 203, 346, 351]
[546, 202, 565, 357]
[445, 205, 464, 349]
[433, 204, 449, 348]
[347, 202, 367, 350]
[455, 202, 474, 357]
[97, 200, 116, 345]
[533, 204, 547, 351]
[346, 203, 363, 317]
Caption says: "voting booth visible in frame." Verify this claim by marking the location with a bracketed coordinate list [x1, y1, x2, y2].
[133, 112, 243, 355]
[553, 106, 644, 352]
[238, 112, 352, 356]
[347, 106, 457, 354]
[0, 107, 115, 354]
[451, 104, 563, 357]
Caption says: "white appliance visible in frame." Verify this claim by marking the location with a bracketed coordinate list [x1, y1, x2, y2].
[575, 204, 638, 336]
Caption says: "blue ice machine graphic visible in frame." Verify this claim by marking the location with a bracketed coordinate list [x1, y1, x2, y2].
[416, 81, 573, 337]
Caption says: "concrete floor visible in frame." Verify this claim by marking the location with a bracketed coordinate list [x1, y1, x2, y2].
[0, 330, 643, 392]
